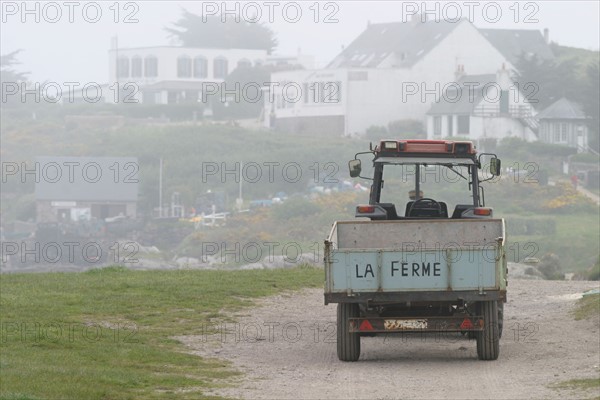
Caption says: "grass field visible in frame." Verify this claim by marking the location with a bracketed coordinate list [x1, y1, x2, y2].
[0, 266, 323, 399]
[507, 213, 600, 273]
[573, 293, 600, 321]
[553, 378, 600, 400]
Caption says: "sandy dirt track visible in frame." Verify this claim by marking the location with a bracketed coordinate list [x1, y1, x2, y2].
[178, 278, 599, 399]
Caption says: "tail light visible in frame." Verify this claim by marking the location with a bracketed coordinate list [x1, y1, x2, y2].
[474, 207, 492, 216]
[356, 205, 375, 213]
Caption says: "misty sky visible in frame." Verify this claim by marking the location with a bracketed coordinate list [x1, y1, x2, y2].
[1, 1, 599, 83]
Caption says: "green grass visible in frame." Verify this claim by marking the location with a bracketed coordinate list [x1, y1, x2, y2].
[508, 213, 600, 273]
[573, 294, 600, 321]
[0, 266, 323, 399]
[554, 377, 600, 400]
[556, 378, 600, 390]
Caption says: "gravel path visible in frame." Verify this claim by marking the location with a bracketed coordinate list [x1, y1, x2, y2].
[178, 278, 600, 399]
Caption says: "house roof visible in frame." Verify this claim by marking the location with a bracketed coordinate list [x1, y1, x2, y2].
[327, 20, 462, 68]
[536, 97, 587, 120]
[427, 92, 483, 115]
[328, 21, 554, 70]
[427, 74, 492, 115]
[35, 156, 138, 202]
[479, 29, 554, 65]
[457, 74, 496, 86]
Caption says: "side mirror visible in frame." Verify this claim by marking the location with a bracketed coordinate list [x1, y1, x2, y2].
[490, 157, 502, 176]
[348, 159, 362, 178]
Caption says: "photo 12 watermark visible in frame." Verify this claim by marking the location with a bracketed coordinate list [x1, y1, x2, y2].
[1, 321, 139, 343]
[1, 1, 140, 24]
[1, 81, 139, 104]
[2, 160, 139, 184]
[1, 241, 139, 266]
[400, 1, 540, 24]
[199, 1, 340, 23]
[200, 161, 340, 185]
[197, 319, 540, 345]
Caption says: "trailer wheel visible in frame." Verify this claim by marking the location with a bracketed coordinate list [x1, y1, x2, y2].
[498, 302, 504, 339]
[476, 301, 499, 360]
[337, 303, 360, 361]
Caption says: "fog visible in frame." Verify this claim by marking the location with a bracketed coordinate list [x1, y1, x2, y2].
[2, 1, 599, 82]
[1, 1, 599, 274]
[2, 1, 600, 398]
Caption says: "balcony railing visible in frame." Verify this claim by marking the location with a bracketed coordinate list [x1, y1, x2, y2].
[472, 104, 533, 118]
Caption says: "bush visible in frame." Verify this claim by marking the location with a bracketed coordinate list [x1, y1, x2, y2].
[365, 120, 425, 141]
[506, 216, 557, 235]
[498, 137, 577, 157]
[586, 256, 600, 280]
[387, 119, 425, 138]
[365, 125, 388, 141]
[538, 253, 563, 280]
[571, 153, 600, 164]
[272, 197, 321, 220]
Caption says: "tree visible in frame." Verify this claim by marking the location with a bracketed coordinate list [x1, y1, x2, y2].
[581, 62, 599, 151]
[514, 53, 582, 110]
[212, 64, 270, 119]
[1, 50, 29, 106]
[166, 11, 277, 54]
[1, 50, 28, 82]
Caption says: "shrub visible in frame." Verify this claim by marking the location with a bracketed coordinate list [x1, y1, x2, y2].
[272, 197, 320, 220]
[586, 256, 600, 280]
[506, 216, 557, 235]
[538, 253, 563, 280]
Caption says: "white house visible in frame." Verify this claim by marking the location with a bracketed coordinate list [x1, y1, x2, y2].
[536, 97, 590, 151]
[425, 65, 538, 141]
[265, 16, 553, 136]
[107, 45, 268, 105]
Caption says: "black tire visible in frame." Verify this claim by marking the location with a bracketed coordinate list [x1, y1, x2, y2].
[476, 301, 500, 360]
[337, 303, 360, 361]
[498, 302, 504, 339]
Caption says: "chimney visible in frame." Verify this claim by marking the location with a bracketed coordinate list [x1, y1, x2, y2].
[543, 28, 549, 44]
[455, 64, 465, 81]
[497, 64, 511, 90]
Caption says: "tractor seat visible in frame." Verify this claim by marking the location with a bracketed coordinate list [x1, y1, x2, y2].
[405, 200, 448, 218]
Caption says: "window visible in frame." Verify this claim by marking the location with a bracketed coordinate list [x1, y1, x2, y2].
[177, 55, 192, 78]
[117, 56, 129, 78]
[457, 115, 470, 134]
[561, 123, 568, 142]
[193, 56, 207, 78]
[447, 115, 453, 136]
[214, 57, 228, 79]
[433, 116, 442, 136]
[319, 82, 326, 103]
[131, 56, 142, 78]
[237, 58, 251, 69]
[303, 83, 309, 103]
[144, 56, 158, 77]
[553, 123, 560, 142]
[500, 90, 509, 113]
[348, 71, 368, 81]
